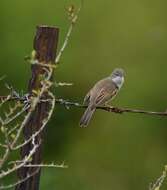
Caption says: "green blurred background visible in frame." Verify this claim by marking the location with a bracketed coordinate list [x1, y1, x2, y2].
[1, 0, 167, 189]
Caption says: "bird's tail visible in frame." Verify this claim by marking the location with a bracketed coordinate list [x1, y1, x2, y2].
[79, 106, 96, 127]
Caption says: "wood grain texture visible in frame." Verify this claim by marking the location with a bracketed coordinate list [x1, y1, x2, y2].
[16, 26, 59, 190]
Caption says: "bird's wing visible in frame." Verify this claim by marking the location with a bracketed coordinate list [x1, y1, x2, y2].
[94, 85, 118, 106]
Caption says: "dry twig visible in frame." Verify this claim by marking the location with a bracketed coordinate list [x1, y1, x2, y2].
[149, 165, 167, 190]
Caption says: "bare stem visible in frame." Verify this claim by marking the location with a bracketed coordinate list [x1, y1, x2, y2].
[55, 0, 82, 64]
[0, 168, 40, 190]
[149, 165, 167, 190]
[9, 161, 68, 169]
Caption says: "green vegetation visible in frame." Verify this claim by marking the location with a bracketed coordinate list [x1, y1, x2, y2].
[0, 0, 167, 189]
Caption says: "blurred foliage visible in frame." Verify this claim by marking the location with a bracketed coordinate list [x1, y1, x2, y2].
[0, 0, 167, 189]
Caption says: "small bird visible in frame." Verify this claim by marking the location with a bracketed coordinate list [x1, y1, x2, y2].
[79, 68, 125, 127]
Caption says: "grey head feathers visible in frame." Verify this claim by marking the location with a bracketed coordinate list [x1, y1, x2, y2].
[110, 68, 124, 89]
[110, 68, 124, 78]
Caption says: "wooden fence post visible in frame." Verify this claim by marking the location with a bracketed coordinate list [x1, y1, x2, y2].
[16, 26, 59, 190]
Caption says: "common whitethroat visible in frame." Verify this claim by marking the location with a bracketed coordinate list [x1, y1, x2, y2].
[79, 68, 124, 127]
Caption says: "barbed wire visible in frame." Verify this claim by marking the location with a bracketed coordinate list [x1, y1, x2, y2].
[55, 99, 167, 116]
[1, 95, 167, 117]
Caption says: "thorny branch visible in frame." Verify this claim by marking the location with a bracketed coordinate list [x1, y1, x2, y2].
[0, 137, 39, 179]
[0, 1, 82, 189]
[149, 165, 167, 190]
[8, 161, 68, 169]
[12, 91, 55, 151]
[0, 168, 40, 190]
[0, 64, 66, 189]
[0, 1, 166, 190]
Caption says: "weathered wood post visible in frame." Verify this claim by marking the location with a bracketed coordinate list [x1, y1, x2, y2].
[16, 26, 59, 190]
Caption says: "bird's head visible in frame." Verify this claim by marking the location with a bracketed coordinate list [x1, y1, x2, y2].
[110, 68, 125, 89]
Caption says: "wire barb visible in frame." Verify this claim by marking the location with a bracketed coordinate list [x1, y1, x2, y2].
[55, 99, 167, 117]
